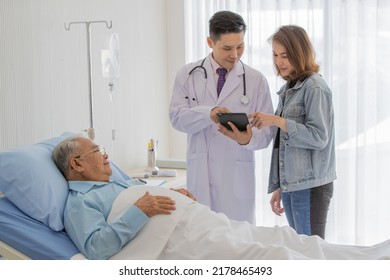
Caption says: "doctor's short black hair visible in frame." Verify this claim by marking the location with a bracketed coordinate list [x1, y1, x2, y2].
[209, 11, 247, 42]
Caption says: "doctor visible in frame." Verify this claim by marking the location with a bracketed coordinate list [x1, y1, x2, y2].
[169, 11, 274, 223]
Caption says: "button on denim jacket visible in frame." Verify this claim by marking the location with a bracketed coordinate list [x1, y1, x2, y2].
[268, 73, 337, 194]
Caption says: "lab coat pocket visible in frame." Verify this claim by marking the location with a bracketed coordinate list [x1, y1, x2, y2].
[187, 152, 208, 175]
[186, 152, 210, 203]
[233, 160, 255, 199]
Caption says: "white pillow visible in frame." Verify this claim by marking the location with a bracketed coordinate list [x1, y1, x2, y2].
[0, 132, 131, 231]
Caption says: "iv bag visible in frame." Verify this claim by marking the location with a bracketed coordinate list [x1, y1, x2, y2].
[101, 33, 120, 79]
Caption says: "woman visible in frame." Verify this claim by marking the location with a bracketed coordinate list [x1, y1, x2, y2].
[249, 25, 336, 239]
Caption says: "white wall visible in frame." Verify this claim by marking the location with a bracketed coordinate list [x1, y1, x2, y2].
[166, 0, 188, 159]
[0, 0, 187, 171]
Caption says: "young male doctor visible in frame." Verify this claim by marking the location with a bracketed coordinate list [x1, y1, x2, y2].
[169, 11, 274, 224]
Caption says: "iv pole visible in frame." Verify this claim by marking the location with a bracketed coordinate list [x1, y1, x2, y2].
[64, 20, 112, 140]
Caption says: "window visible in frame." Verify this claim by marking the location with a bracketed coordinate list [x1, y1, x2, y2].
[185, 0, 390, 245]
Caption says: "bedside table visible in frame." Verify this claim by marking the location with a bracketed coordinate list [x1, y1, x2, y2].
[127, 167, 187, 189]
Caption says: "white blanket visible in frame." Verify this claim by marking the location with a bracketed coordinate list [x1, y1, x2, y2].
[108, 186, 195, 259]
[72, 186, 390, 260]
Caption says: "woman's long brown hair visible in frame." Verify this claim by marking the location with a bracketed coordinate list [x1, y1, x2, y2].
[270, 25, 319, 81]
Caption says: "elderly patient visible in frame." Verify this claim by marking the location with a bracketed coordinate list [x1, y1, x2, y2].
[53, 136, 390, 260]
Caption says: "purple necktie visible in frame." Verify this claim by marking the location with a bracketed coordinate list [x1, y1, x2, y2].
[216, 67, 227, 96]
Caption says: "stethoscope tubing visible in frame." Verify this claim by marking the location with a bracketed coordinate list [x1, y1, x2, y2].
[185, 57, 249, 105]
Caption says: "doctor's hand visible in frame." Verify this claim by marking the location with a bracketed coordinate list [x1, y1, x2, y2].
[270, 189, 284, 216]
[217, 122, 252, 145]
[210, 107, 230, 123]
[134, 191, 176, 217]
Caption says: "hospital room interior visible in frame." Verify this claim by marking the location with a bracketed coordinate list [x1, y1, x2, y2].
[1, 0, 390, 260]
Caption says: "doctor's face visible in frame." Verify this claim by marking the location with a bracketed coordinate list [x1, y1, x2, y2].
[207, 32, 245, 70]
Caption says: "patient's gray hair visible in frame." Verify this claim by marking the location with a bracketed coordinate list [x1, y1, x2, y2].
[52, 136, 85, 179]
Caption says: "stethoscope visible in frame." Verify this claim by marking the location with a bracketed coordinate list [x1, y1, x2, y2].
[183, 57, 250, 105]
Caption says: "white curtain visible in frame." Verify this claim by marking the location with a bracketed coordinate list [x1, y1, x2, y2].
[184, 0, 390, 246]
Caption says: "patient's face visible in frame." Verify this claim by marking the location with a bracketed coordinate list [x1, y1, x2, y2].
[75, 138, 112, 182]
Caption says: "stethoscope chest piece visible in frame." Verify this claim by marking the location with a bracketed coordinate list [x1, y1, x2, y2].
[241, 95, 250, 105]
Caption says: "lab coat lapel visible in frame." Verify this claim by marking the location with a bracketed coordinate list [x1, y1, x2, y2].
[216, 64, 243, 105]
[204, 60, 218, 103]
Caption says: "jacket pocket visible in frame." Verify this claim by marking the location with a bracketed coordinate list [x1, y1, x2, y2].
[283, 105, 305, 123]
[284, 147, 314, 183]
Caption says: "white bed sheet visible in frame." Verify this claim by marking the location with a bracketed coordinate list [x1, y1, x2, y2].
[72, 186, 390, 260]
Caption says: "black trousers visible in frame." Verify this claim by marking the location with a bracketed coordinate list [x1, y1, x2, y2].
[310, 182, 334, 239]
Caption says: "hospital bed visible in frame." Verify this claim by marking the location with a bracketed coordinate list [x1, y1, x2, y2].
[0, 194, 79, 260]
[0, 132, 186, 260]
[2, 133, 390, 260]
[0, 132, 82, 259]
[0, 183, 185, 260]
[0, 132, 135, 260]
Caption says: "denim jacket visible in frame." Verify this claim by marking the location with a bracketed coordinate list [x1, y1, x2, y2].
[268, 73, 337, 194]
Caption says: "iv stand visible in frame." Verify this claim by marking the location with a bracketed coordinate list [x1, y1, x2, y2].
[64, 20, 112, 140]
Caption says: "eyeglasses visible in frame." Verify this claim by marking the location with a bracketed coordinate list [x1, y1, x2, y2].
[74, 145, 106, 159]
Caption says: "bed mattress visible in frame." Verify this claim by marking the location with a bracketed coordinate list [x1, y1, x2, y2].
[0, 196, 79, 259]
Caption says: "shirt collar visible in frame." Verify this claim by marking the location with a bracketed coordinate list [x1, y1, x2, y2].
[68, 181, 105, 194]
[277, 79, 305, 96]
[68, 179, 132, 194]
[209, 54, 230, 75]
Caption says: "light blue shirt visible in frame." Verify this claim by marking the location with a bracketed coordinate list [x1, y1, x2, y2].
[64, 179, 148, 259]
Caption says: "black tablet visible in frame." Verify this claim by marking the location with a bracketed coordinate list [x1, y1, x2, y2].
[216, 113, 249, 131]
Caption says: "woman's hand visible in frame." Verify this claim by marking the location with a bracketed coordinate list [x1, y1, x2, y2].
[248, 112, 287, 131]
[270, 189, 284, 216]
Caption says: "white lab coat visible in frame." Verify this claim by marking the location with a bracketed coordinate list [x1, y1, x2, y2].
[169, 54, 274, 223]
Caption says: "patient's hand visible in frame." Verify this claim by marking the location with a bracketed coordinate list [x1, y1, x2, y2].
[134, 191, 176, 217]
[170, 188, 196, 201]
